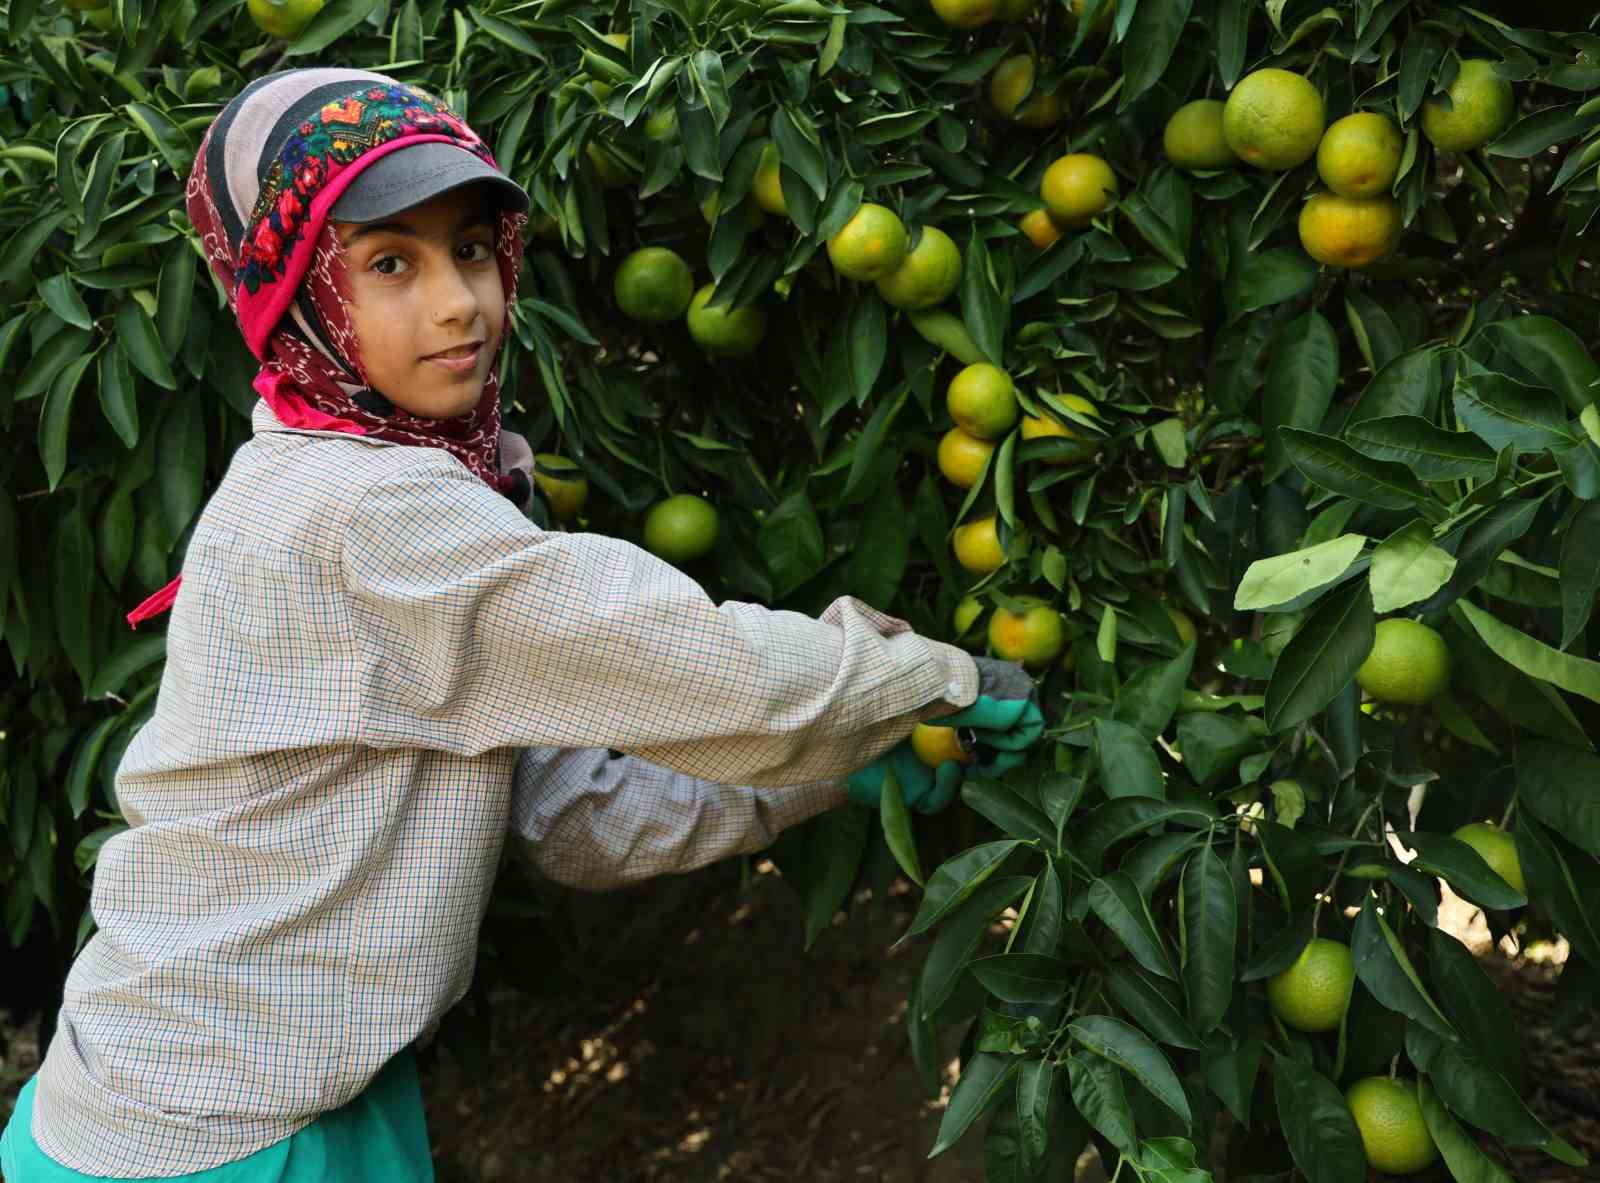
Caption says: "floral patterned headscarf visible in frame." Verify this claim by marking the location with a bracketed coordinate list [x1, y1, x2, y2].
[129, 69, 528, 628]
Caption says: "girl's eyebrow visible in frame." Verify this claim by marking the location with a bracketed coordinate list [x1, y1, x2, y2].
[342, 210, 495, 244]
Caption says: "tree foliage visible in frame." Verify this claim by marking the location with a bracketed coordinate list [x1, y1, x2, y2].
[4, 0, 1600, 1174]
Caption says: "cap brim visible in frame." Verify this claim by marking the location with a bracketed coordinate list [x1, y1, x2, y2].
[331, 142, 530, 224]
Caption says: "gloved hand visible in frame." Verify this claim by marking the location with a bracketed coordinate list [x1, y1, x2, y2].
[847, 658, 1044, 813]
[846, 740, 967, 815]
[940, 657, 1045, 776]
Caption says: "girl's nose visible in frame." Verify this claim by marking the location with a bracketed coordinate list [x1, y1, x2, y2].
[429, 259, 479, 326]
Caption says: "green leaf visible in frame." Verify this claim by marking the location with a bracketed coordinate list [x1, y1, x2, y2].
[960, 231, 1009, 369]
[770, 104, 826, 199]
[1427, 929, 1522, 1085]
[78, 132, 126, 246]
[1178, 847, 1235, 1034]
[1272, 1057, 1366, 1183]
[758, 491, 825, 598]
[1453, 359, 1575, 453]
[1485, 103, 1591, 158]
[1103, 962, 1202, 1049]
[1023, 860, 1065, 956]
[1255, 821, 1323, 914]
[1068, 1014, 1191, 1125]
[1398, 29, 1445, 121]
[65, 716, 121, 819]
[1280, 428, 1434, 512]
[846, 290, 887, 403]
[1120, 194, 1187, 269]
[123, 103, 193, 177]
[1016, 1059, 1054, 1171]
[1417, 1081, 1515, 1183]
[1234, 534, 1367, 612]
[158, 395, 207, 540]
[1093, 717, 1165, 799]
[1457, 600, 1600, 705]
[1561, 500, 1600, 646]
[1417, 497, 1543, 616]
[1478, 315, 1600, 416]
[1263, 311, 1339, 481]
[1369, 522, 1456, 614]
[879, 770, 923, 886]
[774, 806, 868, 950]
[1203, 1036, 1262, 1127]
[962, 777, 1055, 845]
[930, 1053, 1018, 1158]
[1516, 740, 1600, 859]
[39, 353, 95, 491]
[1174, 713, 1260, 788]
[1150, 418, 1188, 468]
[0, 211, 68, 287]
[54, 505, 94, 687]
[39, 273, 92, 331]
[1352, 895, 1456, 1038]
[1236, 247, 1316, 314]
[1119, 0, 1192, 108]
[1416, 1029, 1578, 1156]
[116, 297, 177, 390]
[1068, 1052, 1137, 1157]
[156, 242, 196, 356]
[98, 490, 135, 588]
[1216, 0, 1249, 85]
[73, 824, 128, 876]
[1113, 645, 1194, 739]
[917, 875, 1033, 1016]
[1346, 347, 1444, 427]
[969, 953, 1071, 1003]
[1123, 831, 1205, 899]
[1407, 834, 1527, 909]
[1345, 415, 1498, 481]
[17, 328, 93, 402]
[904, 840, 1022, 939]
[1076, 796, 1214, 871]
[98, 342, 140, 450]
[285, 0, 381, 54]
[846, 484, 909, 611]
[1515, 817, 1600, 967]
[841, 387, 908, 500]
[87, 634, 167, 701]
[1088, 871, 1175, 980]
[1264, 578, 1375, 734]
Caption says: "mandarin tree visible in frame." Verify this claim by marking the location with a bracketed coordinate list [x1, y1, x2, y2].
[5, 0, 1600, 1178]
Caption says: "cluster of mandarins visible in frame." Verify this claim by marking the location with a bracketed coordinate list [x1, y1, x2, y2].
[987, 39, 1516, 269]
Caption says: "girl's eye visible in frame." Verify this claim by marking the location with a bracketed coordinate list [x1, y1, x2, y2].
[459, 241, 493, 263]
[371, 254, 411, 277]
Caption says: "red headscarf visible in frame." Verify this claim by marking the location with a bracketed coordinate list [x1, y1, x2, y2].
[129, 72, 527, 627]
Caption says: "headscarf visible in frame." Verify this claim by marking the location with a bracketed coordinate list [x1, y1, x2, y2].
[129, 70, 528, 628]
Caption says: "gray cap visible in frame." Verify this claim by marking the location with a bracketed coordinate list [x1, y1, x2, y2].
[331, 141, 529, 223]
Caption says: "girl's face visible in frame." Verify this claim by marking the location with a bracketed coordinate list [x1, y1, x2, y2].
[336, 185, 507, 421]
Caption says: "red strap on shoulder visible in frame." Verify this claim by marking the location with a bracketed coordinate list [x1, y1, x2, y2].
[127, 576, 181, 630]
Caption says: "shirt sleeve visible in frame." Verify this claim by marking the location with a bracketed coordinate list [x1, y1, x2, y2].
[507, 746, 845, 890]
[341, 456, 979, 785]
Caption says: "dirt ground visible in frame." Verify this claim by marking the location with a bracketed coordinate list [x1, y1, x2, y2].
[3, 866, 1597, 1182]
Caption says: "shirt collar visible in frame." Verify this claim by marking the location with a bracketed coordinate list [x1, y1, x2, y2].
[250, 398, 405, 447]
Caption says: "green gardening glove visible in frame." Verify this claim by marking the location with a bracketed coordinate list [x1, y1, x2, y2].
[941, 657, 1045, 777]
[847, 740, 967, 815]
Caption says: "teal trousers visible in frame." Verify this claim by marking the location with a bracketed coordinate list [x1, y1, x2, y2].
[0, 1046, 431, 1182]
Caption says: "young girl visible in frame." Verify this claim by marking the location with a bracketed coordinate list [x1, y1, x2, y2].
[1, 69, 1038, 1180]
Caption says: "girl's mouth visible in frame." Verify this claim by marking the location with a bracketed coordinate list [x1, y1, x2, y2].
[424, 341, 483, 373]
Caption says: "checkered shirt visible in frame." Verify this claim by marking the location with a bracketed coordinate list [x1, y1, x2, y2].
[31, 400, 979, 1176]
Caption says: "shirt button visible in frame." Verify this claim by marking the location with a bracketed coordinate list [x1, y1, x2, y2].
[947, 681, 962, 698]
